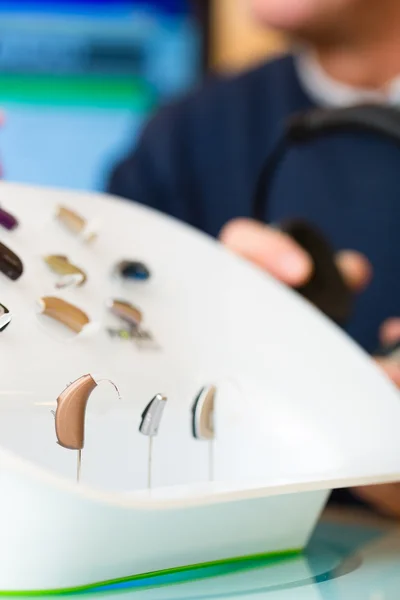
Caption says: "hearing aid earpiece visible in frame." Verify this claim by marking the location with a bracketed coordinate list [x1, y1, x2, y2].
[107, 299, 143, 328]
[36, 296, 91, 335]
[139, 394, 167, 489]
[54, 374, 121, 482]
[0, 206, 18, 231]
[0, 242, 23, 281]
[276, 220, 353, 325]
[0, 303, 11, 332]
[55, 206, 97, 243]
[113, 260, 151, 282]
[192, 385, 216, 481]
[44, 255, 87, 288]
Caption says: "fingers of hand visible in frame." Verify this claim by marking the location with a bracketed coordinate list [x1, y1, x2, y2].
[352, 483, 400, 519]
[375, 357, 400, 388]
[219, 218, 313, 286]
[379, 318, 400, 347]
[335, 250, 372, 293]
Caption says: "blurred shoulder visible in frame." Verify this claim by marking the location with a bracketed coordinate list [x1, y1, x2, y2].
[143, 54, 297, 138]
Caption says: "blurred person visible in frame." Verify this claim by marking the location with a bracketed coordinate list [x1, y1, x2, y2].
[107, 0, 400, 517]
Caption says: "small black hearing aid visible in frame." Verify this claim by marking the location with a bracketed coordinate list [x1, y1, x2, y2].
[0, 242, 23, 281]
[252, 104, 400, 325]
[113, 260, 151, 282]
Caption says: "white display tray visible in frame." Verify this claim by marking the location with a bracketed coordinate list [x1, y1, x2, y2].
[0, 181, 399, 593]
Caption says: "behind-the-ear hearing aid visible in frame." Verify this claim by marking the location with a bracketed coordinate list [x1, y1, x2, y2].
[139, 394, 167, 489]
[55, 206, 97, 243]
[44, 255, 87, 288]
[252, 103, 400, 325]
[36, 296, 91, 334]
[0, 303, 11, 332]
[276, 220, 352, 325]
[0, 206, 18, 231]
[0, 242, 23, 281]
[113, 260, 151, 282]
[192, 385, 216, 481]
[107, 299, 143, 328]
[54, 374, 121, 482]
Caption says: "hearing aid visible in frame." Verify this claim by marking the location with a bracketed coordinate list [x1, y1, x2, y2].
[113, 260, 151, 282]
[55, 206, 97, 243]
[0, 303, 11, 332]
[0, 206, 18, 231]
[276, 221, 353, 325]
[139, 394, 167, 489]
[192, 385, 216, 481]
[0, 242, 23, 280]
[54, 374, 121, 482]
[107, 299, 143, 328]
[44, 255, 87, 288]
[36, 296, 91, 334]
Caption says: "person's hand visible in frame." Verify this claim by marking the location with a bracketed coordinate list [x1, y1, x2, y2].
[220, 218, 400, 518]
[219, 217, 371, 290]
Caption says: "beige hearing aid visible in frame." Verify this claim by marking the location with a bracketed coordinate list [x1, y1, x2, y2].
[54, 374, 121, 481]
[55, 206, 97, 243]
[192, 385, 216, 481]
[107, 299, 143, 328]
[37, 296, 90, 334]
[44, 255, 87, 288]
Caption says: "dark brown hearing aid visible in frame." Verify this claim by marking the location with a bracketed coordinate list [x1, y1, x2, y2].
[0, 242, 23, 281]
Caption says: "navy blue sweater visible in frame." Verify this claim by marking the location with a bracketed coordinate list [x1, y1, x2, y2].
[108, 54, 400, 355]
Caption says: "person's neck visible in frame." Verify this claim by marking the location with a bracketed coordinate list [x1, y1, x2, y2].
[312, 8, 400, 91]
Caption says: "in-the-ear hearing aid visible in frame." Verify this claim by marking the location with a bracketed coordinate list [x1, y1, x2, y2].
[139, 394, 167, 489]
[0, 303, 11, 332]
[0, 206, 18, 231]
[0, 242, 23, 281]
[54, 374, 121, 482]
[36, 296, 91, 334]
[107, 299, 143, 328]
[113, 260, 151, 282]
[192, 385, 216, 481]
[44, 255, 87, 288]
[55, 206, 97, 243]
[276, 221, 353, 325]
[106, 299, 158, 350]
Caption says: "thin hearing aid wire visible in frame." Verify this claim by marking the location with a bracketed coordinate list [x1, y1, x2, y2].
[54, 374, 121, 482]
[139, 394, 167, 490]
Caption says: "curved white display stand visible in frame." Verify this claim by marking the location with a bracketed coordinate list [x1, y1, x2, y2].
[0, 181, 399, 593]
